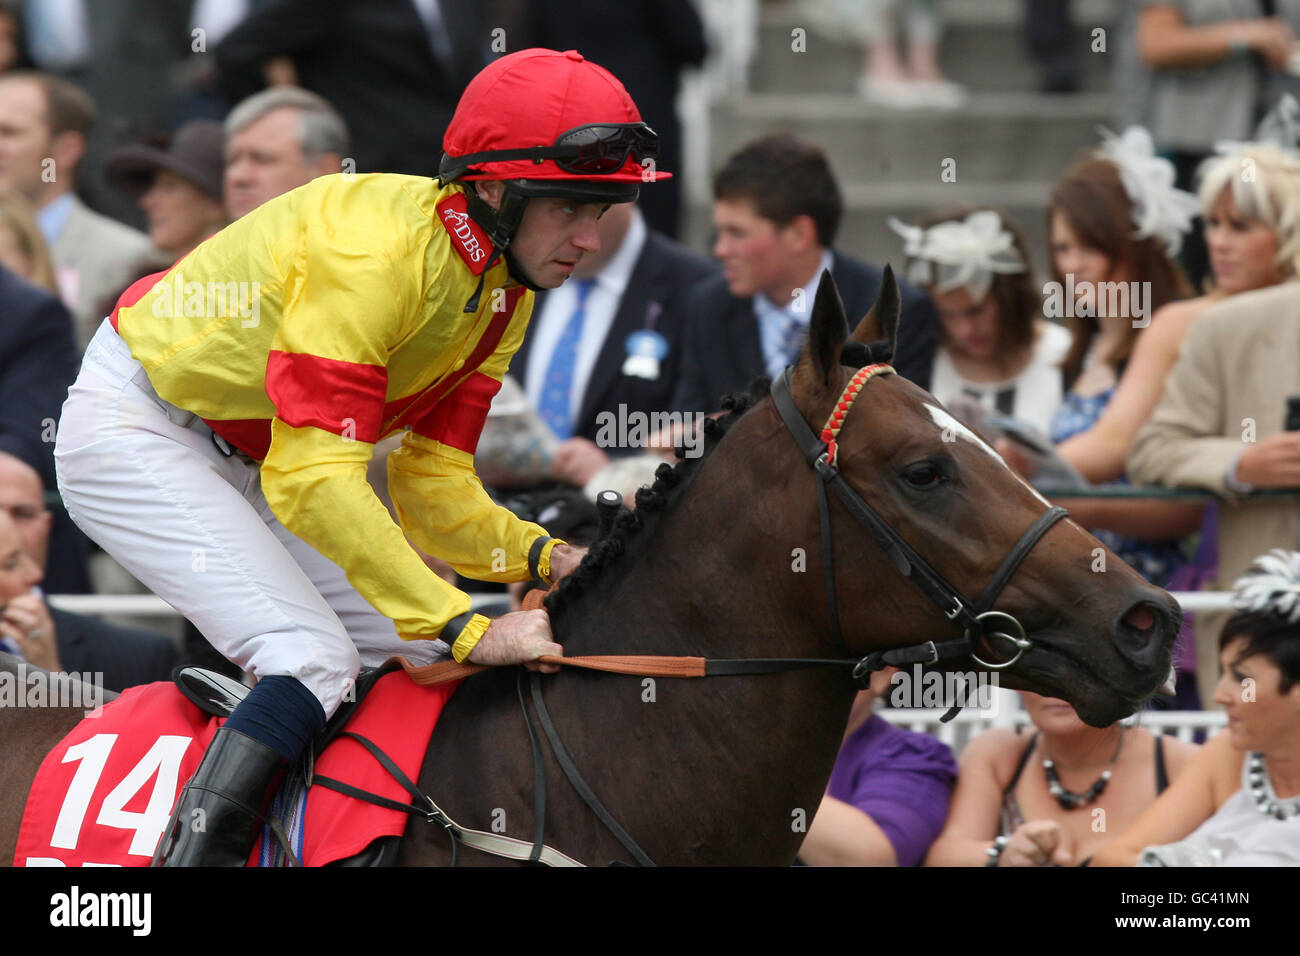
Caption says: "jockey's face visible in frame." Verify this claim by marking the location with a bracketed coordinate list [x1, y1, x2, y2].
[475, 181, 605, 289]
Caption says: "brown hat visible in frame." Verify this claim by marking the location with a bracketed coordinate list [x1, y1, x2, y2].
[107, 120, 225, 201]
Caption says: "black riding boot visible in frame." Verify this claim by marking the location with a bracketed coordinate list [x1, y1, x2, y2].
[152, 727, 287, 867]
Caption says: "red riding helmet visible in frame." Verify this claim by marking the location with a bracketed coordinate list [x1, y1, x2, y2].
[439, 48, 670, 282]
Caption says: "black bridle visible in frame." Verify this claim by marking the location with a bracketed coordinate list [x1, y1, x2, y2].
[769, 365, 1069, 689]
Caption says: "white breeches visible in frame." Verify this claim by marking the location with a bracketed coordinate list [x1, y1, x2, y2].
[54, 320, 449, 717]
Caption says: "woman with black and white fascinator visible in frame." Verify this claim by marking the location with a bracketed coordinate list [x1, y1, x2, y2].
[890, 206, 1070, 437]
[1094, 549, 1300, 866]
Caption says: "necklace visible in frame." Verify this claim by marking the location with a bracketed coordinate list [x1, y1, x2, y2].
[1042, 729, 1124, 810]
[1246, 752, 1300, 820]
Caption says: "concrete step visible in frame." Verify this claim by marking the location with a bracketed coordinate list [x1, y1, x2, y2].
[681, 180, 1059, 281]
[754, 0, 1118, 94]
[710, 92, 1112, 183]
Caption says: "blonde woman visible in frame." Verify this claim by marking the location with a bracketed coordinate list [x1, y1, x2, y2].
[0, 189, 57, 291]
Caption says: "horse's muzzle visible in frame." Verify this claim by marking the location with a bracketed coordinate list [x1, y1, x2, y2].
[1113, 590, 1181, 674]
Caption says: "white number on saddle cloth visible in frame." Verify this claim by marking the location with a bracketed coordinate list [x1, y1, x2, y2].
[37, 733, 193, 861]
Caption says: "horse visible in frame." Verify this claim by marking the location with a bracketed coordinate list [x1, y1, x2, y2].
[0, 270, 1180, 866]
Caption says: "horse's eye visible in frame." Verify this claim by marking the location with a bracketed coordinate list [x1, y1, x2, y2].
[902, 462, 944, 488]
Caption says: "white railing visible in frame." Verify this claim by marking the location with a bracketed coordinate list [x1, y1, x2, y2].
[877, 707, 1228, 753]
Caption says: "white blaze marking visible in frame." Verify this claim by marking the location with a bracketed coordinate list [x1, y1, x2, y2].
[924, 404, 1053, 507]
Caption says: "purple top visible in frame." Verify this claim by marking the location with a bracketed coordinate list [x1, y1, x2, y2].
[826, 713, 959, 866]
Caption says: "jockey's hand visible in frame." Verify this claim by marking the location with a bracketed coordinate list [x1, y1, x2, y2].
[548, 543, 587, 583]
[1001, 819, 1074, 867]
[469, 610, 563, 673]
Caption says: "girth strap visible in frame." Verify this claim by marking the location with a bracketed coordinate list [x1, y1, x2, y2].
[528, 672, 656, 867]
[313, 730, 583, 867]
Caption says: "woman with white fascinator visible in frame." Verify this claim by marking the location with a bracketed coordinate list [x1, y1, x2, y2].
[1093, 549, 1300, 867]
[890, 206, 1069, 436]
[1014, 127, 1205, 589]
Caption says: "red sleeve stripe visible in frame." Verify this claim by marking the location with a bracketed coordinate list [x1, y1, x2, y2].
[265, 350, 388, 443]
[109, 267, 176, 331]
[409, 372, 502, 453]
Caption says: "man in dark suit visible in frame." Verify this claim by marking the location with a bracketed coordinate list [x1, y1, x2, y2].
[671, 135, 941, 414]
[215, 0, 487, 177]
[511, 200, 717, 489]
[0, 265, 90, 594]
[0, 492, 177, 693]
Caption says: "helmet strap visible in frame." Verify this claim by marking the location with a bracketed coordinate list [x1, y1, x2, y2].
[503, 247, 546, 292]
[461, 182, 545, 291]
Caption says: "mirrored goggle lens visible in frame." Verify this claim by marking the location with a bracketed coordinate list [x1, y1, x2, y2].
[554, 125, 658, 173]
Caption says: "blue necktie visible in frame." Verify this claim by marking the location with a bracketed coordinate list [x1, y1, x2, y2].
[777, 311, 807, 370]
[538, 278, 596, 440]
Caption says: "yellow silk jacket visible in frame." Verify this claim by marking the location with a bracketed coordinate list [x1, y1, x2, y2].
[111, 173, 558, 656]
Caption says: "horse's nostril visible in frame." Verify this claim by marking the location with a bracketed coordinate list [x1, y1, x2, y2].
[1122, 603, 1156, 634]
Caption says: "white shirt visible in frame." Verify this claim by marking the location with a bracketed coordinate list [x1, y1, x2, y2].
[524, 208, 648, 424]
[929, 321, 1071, 436]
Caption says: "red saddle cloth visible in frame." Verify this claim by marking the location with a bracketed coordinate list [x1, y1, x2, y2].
[14, 670, 459, 867]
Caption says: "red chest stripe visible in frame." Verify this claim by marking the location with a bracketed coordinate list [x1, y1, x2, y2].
[410, 372, 502, 454]
[385, 286, 525, 438]
[436, 192, 494, 276]
[265, 351, 388, 444]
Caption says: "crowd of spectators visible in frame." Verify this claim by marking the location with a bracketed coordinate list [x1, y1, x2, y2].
[1, 0, 1300, 868]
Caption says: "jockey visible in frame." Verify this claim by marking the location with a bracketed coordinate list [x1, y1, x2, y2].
[53, 48, 668, 867]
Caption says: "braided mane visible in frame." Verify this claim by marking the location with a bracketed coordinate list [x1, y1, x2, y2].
[543, 340, 885, 620]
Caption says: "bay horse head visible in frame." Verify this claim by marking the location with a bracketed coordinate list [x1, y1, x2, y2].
[780, 269, 1180, 723]
[663, 268, 1179, 727]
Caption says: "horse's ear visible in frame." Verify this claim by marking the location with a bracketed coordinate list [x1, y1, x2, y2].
[796, 269, 848, 389]
[851, 264, 901, 358]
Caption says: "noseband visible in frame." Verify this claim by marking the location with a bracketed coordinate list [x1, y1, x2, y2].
[770, 365, 1068, 700]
